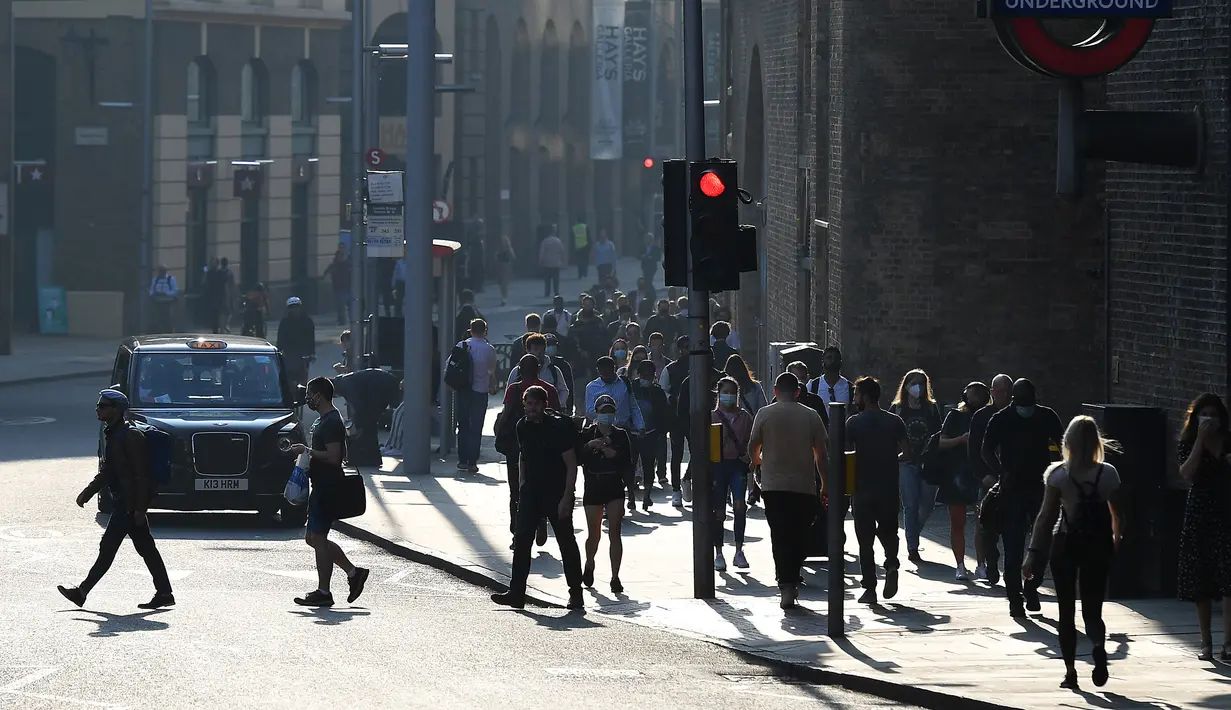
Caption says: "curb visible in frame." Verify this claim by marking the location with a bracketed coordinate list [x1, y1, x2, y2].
[335, 519, 1016, 710]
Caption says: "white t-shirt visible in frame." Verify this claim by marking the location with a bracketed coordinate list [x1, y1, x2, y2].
[1045, 462, 1120, 532]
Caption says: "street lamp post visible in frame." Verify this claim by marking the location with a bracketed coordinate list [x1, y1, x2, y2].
[139, 0, 153, 332]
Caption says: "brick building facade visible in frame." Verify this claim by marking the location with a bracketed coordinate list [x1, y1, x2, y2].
[722, 1, 1230, 424]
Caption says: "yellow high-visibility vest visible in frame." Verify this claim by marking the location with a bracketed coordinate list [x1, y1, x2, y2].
[572, 223, 589, 249]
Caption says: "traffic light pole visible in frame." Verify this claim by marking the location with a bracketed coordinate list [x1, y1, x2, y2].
[348, 0, 365, 373]
[683, 0, 714, 600]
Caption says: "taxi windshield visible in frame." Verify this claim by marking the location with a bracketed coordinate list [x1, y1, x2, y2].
[134, 352, 288, 409]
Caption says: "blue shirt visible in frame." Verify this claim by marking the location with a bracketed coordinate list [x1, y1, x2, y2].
[592, 240, 618, 266]
[585, 377, 645, 431]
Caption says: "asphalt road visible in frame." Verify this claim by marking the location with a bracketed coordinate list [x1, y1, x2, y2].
[0, 367, 920, 710]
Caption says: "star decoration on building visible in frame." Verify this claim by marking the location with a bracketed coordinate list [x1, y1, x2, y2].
[240, 177, 254, 191]
[30, 168, 42, 181]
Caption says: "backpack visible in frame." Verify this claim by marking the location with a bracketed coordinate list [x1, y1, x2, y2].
[1063, 465, 1112, 539]
[444, 341, 473, 392]
[128, 421, 173, 487]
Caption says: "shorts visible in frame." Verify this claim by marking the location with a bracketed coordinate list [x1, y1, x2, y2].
[583, 473, 626, 507]
[713, 459, 749, 502]
[306, 488, 335, 534]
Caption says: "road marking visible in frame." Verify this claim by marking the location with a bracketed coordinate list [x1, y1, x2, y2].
[545, 668, 642, 678]
[1, 667, 58, 692]
[121, 569, 194, 582]
[0, 667, 127, 709]
[0, 526, 65, 542]
[262, 570, 320, 581]
[383, 567, 414, 585]
[0, 416, 56, 426]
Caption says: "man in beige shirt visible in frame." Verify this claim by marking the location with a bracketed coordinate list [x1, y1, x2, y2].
[749, 372, 828, 609]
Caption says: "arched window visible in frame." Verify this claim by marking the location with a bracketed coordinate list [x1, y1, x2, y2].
[291, 61, 316, 125]
[186, 57, 214, 127]
[240, 59, 268, 125]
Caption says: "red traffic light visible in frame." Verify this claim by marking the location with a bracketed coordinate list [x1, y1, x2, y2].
[643, 158, 655, 169]
[699, 171, 725, 198]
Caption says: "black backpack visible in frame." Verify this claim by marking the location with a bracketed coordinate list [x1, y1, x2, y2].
[1063, 464, 1113, 539]
[444, 341, 473, 392]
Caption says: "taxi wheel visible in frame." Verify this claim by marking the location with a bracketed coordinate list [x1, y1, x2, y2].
[97, 490, 114, 514]
[279, 501, 307, 528]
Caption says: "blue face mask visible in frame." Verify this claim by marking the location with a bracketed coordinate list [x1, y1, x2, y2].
[614, 350, 628, 360]
[596, 413, 616, 426]
[1016, 405, 1036, 418]
[719, 393, 738, 408]
[546, 346, 557, 356]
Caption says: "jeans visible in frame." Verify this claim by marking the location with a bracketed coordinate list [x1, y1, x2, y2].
[712, 459, 749, 548]
[853, 494, 900, 590]
[543, 268, 561, 298]
[670, 430, 689, 491]
[1002, 487, 1048, 603]
[1051, 532, 1113, 666]
[508, 486, 583, 598]
[762, 490, 819, 587]
[636, 432, 666, 496]
[385, 401, 406, 450]
[456, 389, 489, 465]
[899, 462, 937, 552]
[82, 498, 173, 596]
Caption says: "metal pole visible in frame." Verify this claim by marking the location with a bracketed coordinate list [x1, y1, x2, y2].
[440, 252, 456, 455]
[826, 402, 847, 637]
[365, 49, 381, 363]
[684, 0, 713, 600]
[402, 0, 435, 473]
[139, 0, 153, 333]
[348, 0, 365, 371]
[0, 0, 14, 355]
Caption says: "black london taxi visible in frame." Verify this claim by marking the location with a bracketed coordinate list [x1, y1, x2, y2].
[101, 335, 309, 525]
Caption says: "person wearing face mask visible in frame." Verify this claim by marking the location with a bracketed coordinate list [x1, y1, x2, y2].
[969, 373, 1013, 583]
[937, 382, 991, 580]
[712, 377, 754, 571]
[631, 359, 669, 509]
[1175, 393, 1231, 662]
[845, 377, 911, 605]
[981, 378, 1065, 618]
[890, 369, 944, 564]
[807, 346, 852, 423]
[578, 395, 635, 595]
[645, 300, 678, 345]
[618, 344, 646, 378]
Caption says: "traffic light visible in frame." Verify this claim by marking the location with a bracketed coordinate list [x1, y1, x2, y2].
[689, 159, 740, 292]
[662, 159, 688, 287]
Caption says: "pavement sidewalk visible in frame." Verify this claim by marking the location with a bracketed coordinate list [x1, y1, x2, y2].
[337, 402, 1230, 710]
[0, 315, 346, 387]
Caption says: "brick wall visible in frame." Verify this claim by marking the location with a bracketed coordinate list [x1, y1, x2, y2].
[1106, 1, 1231, 425]
[728, 0, 1107, 416]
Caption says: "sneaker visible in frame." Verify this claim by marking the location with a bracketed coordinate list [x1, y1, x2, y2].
[1009, 601, 1026, 619]
[535, 520, 549, 546]
[491, 592, 525, 609]
[137, 592, 176, 610]
[467, 463, 480, 473]
[883, 570, 899, 599]
[57, 585, 85, 608]
[1092, 646, 1109, 687]
[657, 476, 669, 488]
[1024, 586, 1042, 612]
[858, 588, 877, 605]
[908, 549, 923, 564]
[1221, 645, 1231, 662]
[681, 479, 693, 502]
[671, 491, 683, 508]
[714, 552, 727, 572]
[294, 590, 334, 607]
[986, 564, 1001, 586]
[732, 549, 749, 569]
[1060, 670, 1079, 689]
[627, 500, 637, 513]
[955, 564, 970, 581]
[779, 584, 797, 610]
[567, 590, 584, 610]
[347, 567, 370, 603]
[382, 448, 402, 457]
[974, 564, 988, 581]
[456, 461, 469, 471]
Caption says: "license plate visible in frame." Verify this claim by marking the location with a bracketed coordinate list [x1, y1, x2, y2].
[195, 478, 249, 491]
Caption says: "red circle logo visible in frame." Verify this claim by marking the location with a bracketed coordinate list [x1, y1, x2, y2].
[995, 17, 1154, 78]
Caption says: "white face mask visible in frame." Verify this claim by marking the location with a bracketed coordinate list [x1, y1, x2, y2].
[1199, 415, 1214, 427]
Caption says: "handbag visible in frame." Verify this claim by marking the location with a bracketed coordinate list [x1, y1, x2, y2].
[978, 482, 1002, 530]
[325, 471, 368, 520]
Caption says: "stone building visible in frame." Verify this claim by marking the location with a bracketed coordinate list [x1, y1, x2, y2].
[11, 0, 350, 335]
[722, 1, 1228, 422]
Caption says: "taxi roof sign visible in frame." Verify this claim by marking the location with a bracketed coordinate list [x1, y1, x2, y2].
[187, 339, 228, 350]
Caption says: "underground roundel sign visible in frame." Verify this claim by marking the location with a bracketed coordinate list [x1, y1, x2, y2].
[988, 0, 1173, 78]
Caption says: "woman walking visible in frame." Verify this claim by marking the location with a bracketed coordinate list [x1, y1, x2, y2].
[891, 369, 943, 563]
[579, 395, 634, 595]
[712, 377, 754, 571]
[1024, 415, 1122, 689]
[1176, 393, 1231, 661]
[938, 382, 989, 579]
[723, 355, 768, 416]
[495, 236, 516, 305]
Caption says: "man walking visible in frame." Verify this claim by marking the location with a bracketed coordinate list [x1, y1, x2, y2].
[572, 216, 590, 279]
[538, 226, 566, 298]
[276, 297, 316, 387]
[322, 242, 352, 326]
[807, 346, 853, 423]
[845, 376, 911, 605]
[58, 389, 174, 610]
[148, 265, 179, 333]
[981, 378, 1065, 618]
[969, 373, 1012, 583]
[749, 373, 828, 609]
[492, 385, 585, 610]
[451, 318, 498, 472]
[288, 376, 369, 607]
[592, 229, 618, 283]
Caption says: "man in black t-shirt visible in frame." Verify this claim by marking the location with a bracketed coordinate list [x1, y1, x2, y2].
[289, 376, 369, 608]
[492, 385, 584, 610]
[981, 378, 1065, 618]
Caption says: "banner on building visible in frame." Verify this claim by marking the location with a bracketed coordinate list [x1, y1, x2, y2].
[591, 0, 625, 160]
[622, 1, 652, 155]
[703, 4, 722, 154]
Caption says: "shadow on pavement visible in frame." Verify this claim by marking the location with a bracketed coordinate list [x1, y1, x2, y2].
[288, 608, 372, 626]
[63, 608, 171, 637]
[99, 512, 305, 542]
[515, 608, 604, 631]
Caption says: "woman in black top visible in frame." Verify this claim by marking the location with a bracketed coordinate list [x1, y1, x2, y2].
[579, 394, 634, 595]
[1176, 393, 1231, 661]
[937, 382, 989, 580]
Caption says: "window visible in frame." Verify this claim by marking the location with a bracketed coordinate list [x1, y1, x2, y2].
[187, 189, 210, 289]
[135, 352, 288, 409]
[291, 61, 316, 125]
[187, 57, 216, 159]
[240, 60, 268, 125]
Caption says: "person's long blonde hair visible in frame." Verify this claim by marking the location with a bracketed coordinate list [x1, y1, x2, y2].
[1056, 415, 1123, 476]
